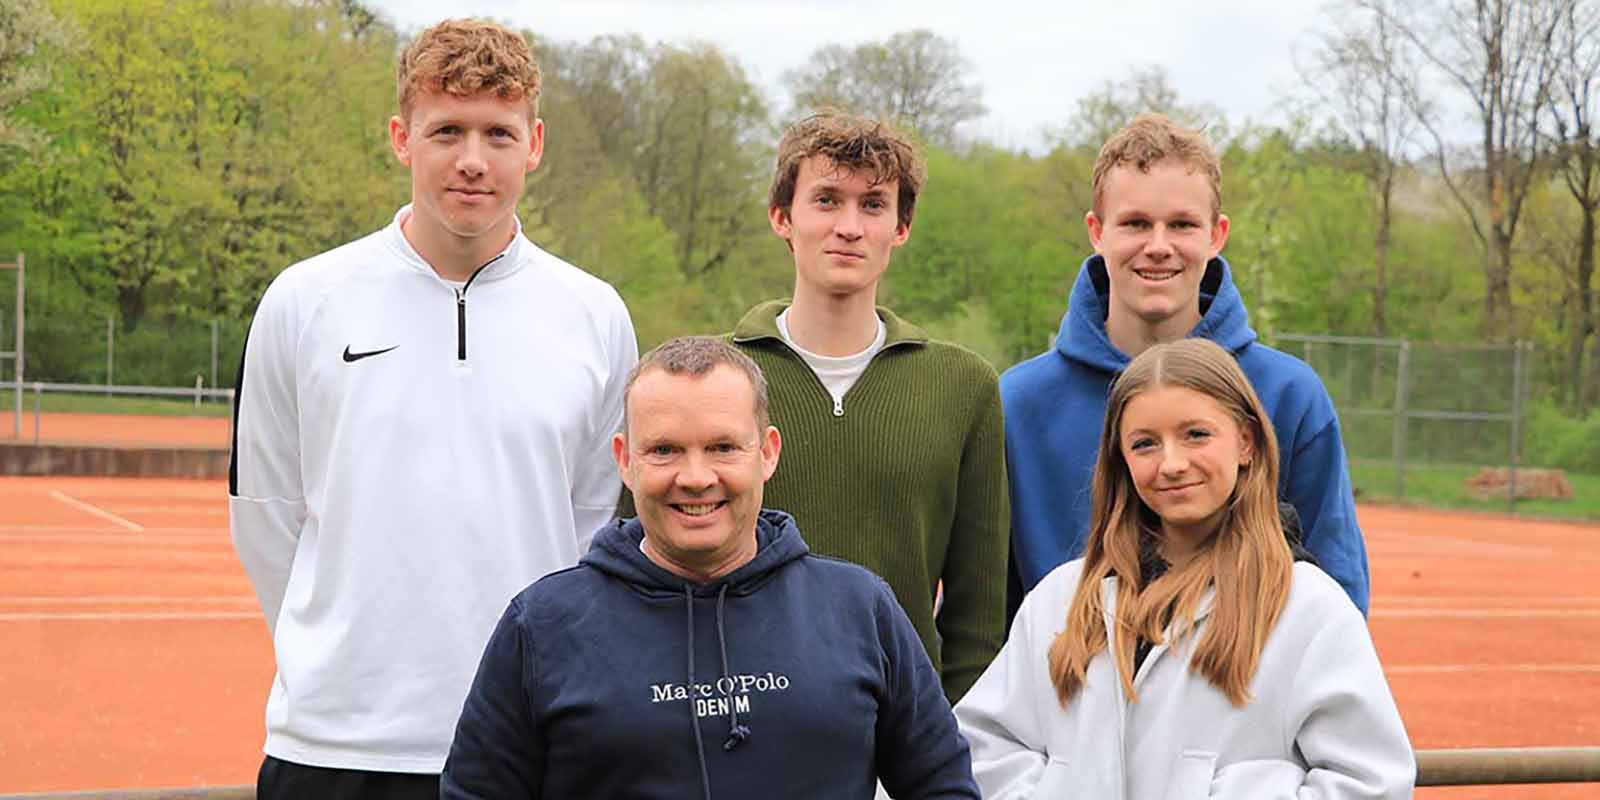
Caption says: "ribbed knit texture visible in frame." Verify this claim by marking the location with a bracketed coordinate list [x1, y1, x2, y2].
[732, 300, 1009, 703]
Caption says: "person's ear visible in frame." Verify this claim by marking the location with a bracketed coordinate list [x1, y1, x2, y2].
[760, 425, 782, 480]
[525, 118, 545, 173]
[389, 115, 412, 166]
[1209, 213, 1231, 258]
[1086, 210, 1105, 253]
[612, 432, 633, 489]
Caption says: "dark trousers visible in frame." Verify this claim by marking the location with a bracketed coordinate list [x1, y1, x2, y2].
[257, 755, 440, 800]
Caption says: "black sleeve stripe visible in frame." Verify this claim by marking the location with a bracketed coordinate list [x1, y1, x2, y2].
[228, 318, 252, 497]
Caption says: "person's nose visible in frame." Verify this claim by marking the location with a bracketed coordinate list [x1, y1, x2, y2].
[833, 205, 864, 241]
[1143, 224, 1173, 258]
[1159, 444, 1189, 479]
[674, 451, 716, 493]
[457, 133, 487, 178]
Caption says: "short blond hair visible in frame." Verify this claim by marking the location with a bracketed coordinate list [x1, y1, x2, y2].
[1091, 113, 1222, 220]
[396, 19, 541, 122]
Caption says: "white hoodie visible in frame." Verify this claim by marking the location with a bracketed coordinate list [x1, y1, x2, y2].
[228, 206, 637, 772]
[955, 560, 1414, 799]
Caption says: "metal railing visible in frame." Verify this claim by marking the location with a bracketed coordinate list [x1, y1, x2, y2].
[1, 747, 1595, 797]
[1417, 746, 1600, 785]
[0, 380, 234, 447]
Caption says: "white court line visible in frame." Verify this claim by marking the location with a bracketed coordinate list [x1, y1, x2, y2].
[104, 505, 228, 515]
[1372, 608, 1600, 619]
[48, 490, 144, 532]
[0, 536, 233, 549]
[0, 524, 225, 534]
[0, 595, 255, 605]
[1386, 664, 1600, 675]
[0, 610, 259, 622]
[1377, 595, 1600, 606]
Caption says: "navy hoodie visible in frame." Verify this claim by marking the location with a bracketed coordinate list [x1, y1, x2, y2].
[441, 510, 978, 799]
[1000, 256, 1370, 614]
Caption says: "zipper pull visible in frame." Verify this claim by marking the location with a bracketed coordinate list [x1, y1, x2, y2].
[832, 397, 843, 417]
[455, 288, 467, 361]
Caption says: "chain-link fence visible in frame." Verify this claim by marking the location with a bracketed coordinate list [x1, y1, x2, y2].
[1, 257, 247, 440]
[21, 313, 248, 391]
[1271, 334, 1533, 509]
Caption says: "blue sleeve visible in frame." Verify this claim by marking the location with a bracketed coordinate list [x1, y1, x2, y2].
[1284, 410, 1371, 616]
[441, 600, 544, 799]
[873, 581, 981, 799]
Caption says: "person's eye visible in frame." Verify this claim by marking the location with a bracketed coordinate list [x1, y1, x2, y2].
[1123, 218, 1151, 229]
[649, 445, 675, 457]
[433, 125, 460, 137]
[814, 194, 836, 208]
[490, 127, 515, 140]
[1185, 428, 1213, 441]
[864, 198, 887, 211]
[1129, 437, 1154, 451]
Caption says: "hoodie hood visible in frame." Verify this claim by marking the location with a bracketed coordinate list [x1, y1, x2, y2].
[583, 509, 810, 597]
[1055, 254, 1256, 373]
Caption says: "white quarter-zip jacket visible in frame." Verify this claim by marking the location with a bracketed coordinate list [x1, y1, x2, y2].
[955, 560, 1414, 799]
[228, 206, 638, 772]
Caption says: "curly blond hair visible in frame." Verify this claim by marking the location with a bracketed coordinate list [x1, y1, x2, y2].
[396, 19, 541, 121]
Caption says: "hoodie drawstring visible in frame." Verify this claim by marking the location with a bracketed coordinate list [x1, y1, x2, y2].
[685, 585, 713, 800]
[716, 584, 750, 751]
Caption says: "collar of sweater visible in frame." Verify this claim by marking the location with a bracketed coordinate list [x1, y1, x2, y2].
[731, 299, 929, 351]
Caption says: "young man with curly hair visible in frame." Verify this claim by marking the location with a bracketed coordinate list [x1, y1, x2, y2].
[730, 112, 1009, 705]
[229, 19, 637, 798]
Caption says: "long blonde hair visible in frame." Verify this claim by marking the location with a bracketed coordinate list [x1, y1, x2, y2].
[1047, 339, 1291, 707]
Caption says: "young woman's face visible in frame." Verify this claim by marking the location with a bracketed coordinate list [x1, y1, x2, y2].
[1118, 384, 1254, 562]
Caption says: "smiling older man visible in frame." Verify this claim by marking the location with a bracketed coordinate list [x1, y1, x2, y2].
[441, 336, 978, 800]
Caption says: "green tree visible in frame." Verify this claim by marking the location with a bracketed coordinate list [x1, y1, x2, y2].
[0, 0, 71, 152]
[784, 30, 985, 148]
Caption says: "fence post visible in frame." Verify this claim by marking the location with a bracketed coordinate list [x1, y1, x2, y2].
[0, 303, 7, 438]
[211, 320, 219, 395]
[106, 316, 115, 394]
[1392, 340, 1409, 500]
[194, 374, 203, 408]
[1508, 342, 1525, 512]
[13, 252, 23, 440]
[33, 381, 40, 444]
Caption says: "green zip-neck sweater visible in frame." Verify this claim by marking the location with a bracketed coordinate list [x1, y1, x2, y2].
[731, 300, 1009, 703]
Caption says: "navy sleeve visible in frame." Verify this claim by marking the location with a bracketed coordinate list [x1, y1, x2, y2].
[441, 599, 544, 799]
[872, 580, 981, 799]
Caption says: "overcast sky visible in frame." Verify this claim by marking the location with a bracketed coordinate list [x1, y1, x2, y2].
[366, 0, 1334, 151]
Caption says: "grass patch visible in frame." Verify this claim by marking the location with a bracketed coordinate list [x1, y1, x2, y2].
[1350, 460, 1600, 520]
[2, 389, 232, 418]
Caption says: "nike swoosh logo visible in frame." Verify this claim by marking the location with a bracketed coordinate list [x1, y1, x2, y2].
[342, 345, 399, 363]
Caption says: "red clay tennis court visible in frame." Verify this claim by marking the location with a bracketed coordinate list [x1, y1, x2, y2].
[1, 473, 1597, 796]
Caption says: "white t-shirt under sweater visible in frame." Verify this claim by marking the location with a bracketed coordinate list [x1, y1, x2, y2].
[776, 308, 886, 414]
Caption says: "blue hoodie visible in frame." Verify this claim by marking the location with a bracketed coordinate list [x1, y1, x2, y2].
[1000, 256, 1369, 614]
[441, 511, 978, 799]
